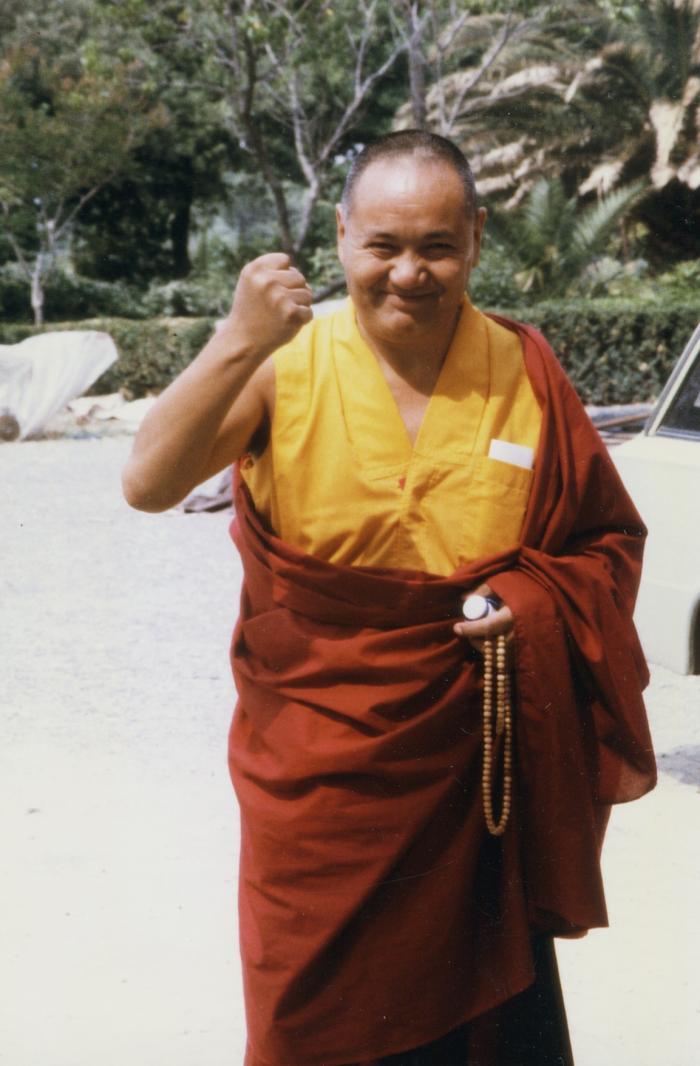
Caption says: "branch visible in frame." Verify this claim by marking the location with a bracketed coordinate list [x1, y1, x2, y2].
[434, 5, 473, 60]
[451, 71, 564, 124]
[266, 0, 316, 34]
[442, 13, 524, 135]
[293, 178, 322, 258]
[240, 24, 258, 129]
[421, 3, 554, 137]
[0, 201, 32, 282]
[312, 275, 347, 302]
[317, 35, 407, 169]
[429, 1, 448, 134]
[351, 1, 377, 95]
[237, 31, 296, 255]
[52, 176, 118, 245]
[394, 0, 430, 128]
[289, 71, 316, 189]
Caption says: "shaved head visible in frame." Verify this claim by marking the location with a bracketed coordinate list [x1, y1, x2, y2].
[341, 130, 478, 219]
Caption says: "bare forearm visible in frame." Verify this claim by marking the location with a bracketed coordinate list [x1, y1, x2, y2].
[122, 253, 313, 513]
[122, 324, 264, 512]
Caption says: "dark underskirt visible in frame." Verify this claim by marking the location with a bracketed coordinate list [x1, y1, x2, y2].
[359, 938, 574, 1066]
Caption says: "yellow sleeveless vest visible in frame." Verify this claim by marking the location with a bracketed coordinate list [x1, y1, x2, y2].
[242, 298, 541, 576]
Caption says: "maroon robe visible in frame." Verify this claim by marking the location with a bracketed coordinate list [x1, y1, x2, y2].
[228, 318, 656, 1066]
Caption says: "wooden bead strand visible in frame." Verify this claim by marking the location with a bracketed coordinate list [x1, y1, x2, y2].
[482, 634, 513, 837]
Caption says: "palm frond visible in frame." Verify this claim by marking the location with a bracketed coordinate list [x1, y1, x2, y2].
[636, 1, 700, 100]
[570, 179, 646, 264]
[521, 177, 574, 245]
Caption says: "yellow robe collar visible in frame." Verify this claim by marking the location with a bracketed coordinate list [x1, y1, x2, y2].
[330, 297, 491, 471]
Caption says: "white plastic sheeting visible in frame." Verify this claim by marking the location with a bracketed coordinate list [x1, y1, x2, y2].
[0, 331, 118, 440]
[66, 393, 156, 428]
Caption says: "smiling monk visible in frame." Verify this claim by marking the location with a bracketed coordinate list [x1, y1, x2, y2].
[123, 131, 656, 1065]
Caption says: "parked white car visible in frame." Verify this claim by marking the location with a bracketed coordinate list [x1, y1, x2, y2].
[612, 322, 700, 674]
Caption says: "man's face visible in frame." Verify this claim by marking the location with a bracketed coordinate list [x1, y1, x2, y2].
[336, 156, 486, 348]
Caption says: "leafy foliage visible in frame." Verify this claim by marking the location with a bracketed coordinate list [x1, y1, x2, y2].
[0, 0, 162, 321]
[490, 298, 699, 403]
[0, 264, 146, 321]
[142, 277, 231, 318]
[468, 242, 524, 307]
[427, 1, 700, 263]
[183, 0, 405, 257]
[2, 300, 695, 405]
[72, 0, 236, 283]
[1, 0, 698, 328]
[487, 176, 645, 297]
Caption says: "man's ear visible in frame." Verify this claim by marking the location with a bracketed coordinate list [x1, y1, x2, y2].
[335, 203, 346, 264]
[471, 207, 488, 268]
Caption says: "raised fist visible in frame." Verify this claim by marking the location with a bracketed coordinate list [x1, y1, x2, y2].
[226, 253, 314, 361]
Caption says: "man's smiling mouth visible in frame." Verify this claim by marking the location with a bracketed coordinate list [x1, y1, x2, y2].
[384, 290, 437, 301]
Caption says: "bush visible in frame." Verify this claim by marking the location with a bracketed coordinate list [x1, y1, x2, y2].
[0, 300, 696, 404]
[142, 276, 232, 318]
[304, 245, 345, 293]
[0, 316, 216, 396]
[0, 265, 147, 322]
[43, 273, 148, 321]
[649, 260, 700, 301]
[0, 265, 30, 320]
[470, 243, 524, 307]
[490, 298, 699, 404]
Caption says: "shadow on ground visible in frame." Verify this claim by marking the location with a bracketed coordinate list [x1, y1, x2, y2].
[657, 745, 700, 787]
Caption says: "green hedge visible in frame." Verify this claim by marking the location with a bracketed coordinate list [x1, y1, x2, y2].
[0, 316, 216, 397]
[0, 267, 148, 322]
[1, 299, 697, 403]
[492, 299, 699, 404]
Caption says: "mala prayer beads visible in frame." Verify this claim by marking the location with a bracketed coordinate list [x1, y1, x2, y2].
[482, 635, 513, 836]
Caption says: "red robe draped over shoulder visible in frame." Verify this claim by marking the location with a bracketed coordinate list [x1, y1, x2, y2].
[228, 318, 656, 1066]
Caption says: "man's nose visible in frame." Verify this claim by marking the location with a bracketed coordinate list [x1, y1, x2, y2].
[389, 253, 427, 288]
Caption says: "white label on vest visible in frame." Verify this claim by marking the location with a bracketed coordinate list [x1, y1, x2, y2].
[488, 439, 534, 469]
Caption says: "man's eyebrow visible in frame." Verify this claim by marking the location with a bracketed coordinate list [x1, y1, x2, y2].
[363, 229, 457, 241]
[363, 230, 398, 241]
[422, 230, 457, 239]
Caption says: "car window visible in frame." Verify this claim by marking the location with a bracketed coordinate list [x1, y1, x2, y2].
[658, 341, 700, 439]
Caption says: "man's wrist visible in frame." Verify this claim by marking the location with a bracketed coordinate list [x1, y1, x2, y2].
[206, 319, 275, 370]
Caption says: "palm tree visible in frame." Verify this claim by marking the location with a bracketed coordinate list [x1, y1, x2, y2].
[572, 1, 700, 196]
[409, 1, 700, 261]
[568, 0, 700, 262]
[397, 2, 606, 205]
[486, 175, 645, 298]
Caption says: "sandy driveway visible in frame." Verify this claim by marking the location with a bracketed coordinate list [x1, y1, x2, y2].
[2, 437, 698, 1066]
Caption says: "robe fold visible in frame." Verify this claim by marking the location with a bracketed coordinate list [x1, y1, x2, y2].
[228, 317, 656, 1066]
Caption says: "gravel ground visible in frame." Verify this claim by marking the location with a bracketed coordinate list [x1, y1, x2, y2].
[2, 436, 699, 1066]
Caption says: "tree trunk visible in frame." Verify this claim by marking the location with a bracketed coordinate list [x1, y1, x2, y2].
[405, 2, 427, 128]
[31, 259, 45, 327]
[171, 199, 192, 278]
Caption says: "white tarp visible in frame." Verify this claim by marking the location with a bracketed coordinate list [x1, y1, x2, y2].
[66, 393, 156, 427]
[0, 331, 118, 440]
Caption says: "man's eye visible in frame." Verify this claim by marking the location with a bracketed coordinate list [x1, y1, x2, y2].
[425, 243, 452, 255]
[368, 243, 395, 254]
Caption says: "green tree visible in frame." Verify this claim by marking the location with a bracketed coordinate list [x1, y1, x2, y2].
[71, 0, 236, 285]
[0, 4, 160, 322]
[186, 0, 406, 264]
